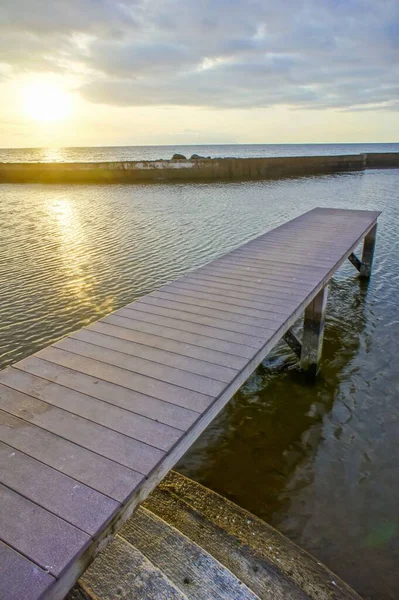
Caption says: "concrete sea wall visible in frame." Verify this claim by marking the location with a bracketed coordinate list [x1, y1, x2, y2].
[0, 153, 398, 184]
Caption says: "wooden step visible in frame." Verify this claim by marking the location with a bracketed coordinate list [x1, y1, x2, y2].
[119, 505, 260, 600]
[144, 471, 361, 600]
[69, 471, 361, 600]
[67, 534, 188, 600]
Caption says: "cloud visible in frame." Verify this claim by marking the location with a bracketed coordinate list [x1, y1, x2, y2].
[1, 0, 398, 110]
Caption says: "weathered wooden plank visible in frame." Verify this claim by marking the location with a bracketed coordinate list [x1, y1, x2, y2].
[196, 265, 315, 291]
[13, 356, 198, 430]
[158, 282, 297, 315]
[120, 506, 259, 600]
[126, 302, 278, 338]
[186, 273, 307, 300]
[72, 327, 238, 383]
[162, 278, 300, 309]
[0, 484, 91, 577]
[53, 337, 226, 397]
[0, 442, 118, 535]
[88, 320, 246, 370]
[103, 313, 256, 359]
[236, 245, 355, 265]
[137, 293, 285, 327]
[0, 384, 165, 474]
[222, 254, 327, 274]
[0, 411, 143, 502]
[225, 255, 329, 273]
[0, 367, 182, 450]
[211, 253, 325, 276]
[117, 307, 266, 349]
[213, 257, 325, 283]
[23, 349, 213, 412]
[237, 244, 346, 261]
[72, 535, 188, 600]
[0, 541, 55, 600]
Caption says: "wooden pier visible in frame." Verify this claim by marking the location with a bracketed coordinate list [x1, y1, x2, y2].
[0, 207, 379, 599]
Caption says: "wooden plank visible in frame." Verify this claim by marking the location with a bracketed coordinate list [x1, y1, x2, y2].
[0, 367, 182, 450]
[0, 411, 143, 502]
[0, 442, 118, 535]
[196, 265, 316, 291]
[52, 337, 226, 397]
[224, 255, 332, 273]
[88, 320, 247, 370]
[72, 327, 238, 383]
[127, 301, 278, 337]
[237, 245, 345, 263]
[74, 535, 188, 600]
[0, 484, 91, 577]
[211, 254, 324, 277]
[162, 279, 300, 309]
[13, 356, 198, 430]
[103, 313, 256, 359]
[120, 506, 259, 600]
[0, 384, 165, 474]
[239, 240, 360, 258]
[186, 273, 307, 301]
[214, 257, 325, 282]
[27, 348, 214, 412]
[223, 254, 328, 273]
[0, 541, 55, 600]
[117, 308, 266, 350]
[136, 294, 285, 327]
[158, 282, 297, 315]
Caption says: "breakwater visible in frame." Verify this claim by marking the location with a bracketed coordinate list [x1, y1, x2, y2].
[0, 152, 398, 184]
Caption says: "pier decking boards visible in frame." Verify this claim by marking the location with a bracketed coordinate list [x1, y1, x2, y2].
[0, 207, 380, 600]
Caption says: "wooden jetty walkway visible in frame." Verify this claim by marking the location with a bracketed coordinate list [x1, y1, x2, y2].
[0, 207, 379, 600]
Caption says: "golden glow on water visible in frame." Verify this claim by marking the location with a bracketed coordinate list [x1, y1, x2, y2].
[47, 197, 115, 317]
[38, 147, 68, 163]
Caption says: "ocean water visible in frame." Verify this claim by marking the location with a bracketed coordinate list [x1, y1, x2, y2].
[1, 166, 399, 598]
[0, 142, 398, 163]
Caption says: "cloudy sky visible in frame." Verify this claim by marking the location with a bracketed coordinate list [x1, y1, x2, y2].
[0, 0, 398, 147]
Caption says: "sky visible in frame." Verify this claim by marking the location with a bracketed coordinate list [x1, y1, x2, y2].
[0, 0, 398, 148]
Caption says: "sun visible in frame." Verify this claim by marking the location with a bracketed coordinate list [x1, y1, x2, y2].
[23, 80, 72, 123]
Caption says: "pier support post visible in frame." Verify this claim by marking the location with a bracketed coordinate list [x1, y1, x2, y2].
[347, 223, 377, 279]
[359, 223, 377, 278]
[300, 285, 328, 375]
